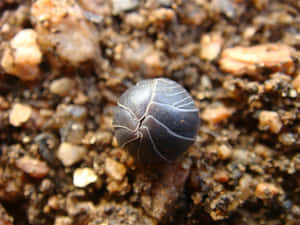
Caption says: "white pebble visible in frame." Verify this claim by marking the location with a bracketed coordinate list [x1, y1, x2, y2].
[112, 0, 139, 15]
[9, 103, 32, 127]
[73, 168, 97, 188]
[57, 142, 87, 166]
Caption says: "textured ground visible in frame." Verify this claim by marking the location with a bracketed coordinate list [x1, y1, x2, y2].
[0, 0, 299, 225]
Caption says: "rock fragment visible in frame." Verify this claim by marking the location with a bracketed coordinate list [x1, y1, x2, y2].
[54, 216, 72, 225]
[124, 13, 146, 28]
[45, 104, 88, 129]
[255, 182, 282, 199]
[49, 78, 75, 97]
[15, 156, 49, 178]
[106, 179, 130, 195]
[39, 179, 54, 193]
[79, 0, 111, 18]
[258, 110, 282, 134]
[31, 0, 100, 65]
[1, 29, 42, 81]
[9, 103, 32, 127]
[60, 122, 85, 144]
[105, 158, 127, 181]
[57, 142, 87, 166]
[216, 144, 232, 160]
[200, 32, 223, 61]
[82, 131, 112, 145]
[112, 0, 139, 15]
[94, 131, 112, 145]
[219, 44, 295, 76]
[63, 105, 88, 121]
[212, 0, 236, 18]
[214, 171, 230, 183]
[121, 42, 166, 77]
[73, 168, 98, 188]
[148, 8, 175, 26]
[278, 132, 296, 146]
[156, 0, 172, 7]
[180, 2, 206, 26]
[201, 103, 234, 124]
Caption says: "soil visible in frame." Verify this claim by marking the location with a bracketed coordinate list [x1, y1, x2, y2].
[0, 0, 299, 225]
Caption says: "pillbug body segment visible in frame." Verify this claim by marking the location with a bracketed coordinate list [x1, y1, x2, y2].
[113, 78, 199, 164]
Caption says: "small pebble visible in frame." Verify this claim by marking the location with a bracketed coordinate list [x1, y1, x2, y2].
[217, 144, 232, 160]
[105, 158, 127, 181]
[122, 43, 166, 77]
[63, 105, 88, 121]
[278, 133, 296, 146]
[292, 73, 300, 93]
[39, 179, 54, 193]
[143, 50, 165, 76]
[9, 103, 32, 127]
[82, 11, 103, 24]
[200, 32, 223, 61]
[82, 131, 112, 145]
[15, 156, 49, 178]
[201, 104, 234, 124]
[233, 149, 251, 164]
[47, 196, 60, 210]
[213, 0, 235, 18]
[94, 131, 113, 145]
[112, 0, 139, 15]
[258, 110, 282, 134]
[50, 78, 75, 97]
[148, 8, 175, 26]
[73, 168, 98, 188]
[107, 179, 130, 195]
[32, 0, 100, 65]
[60, 122, 85, 144]
[57, 142, 87, 167]
[219, 44, 295, 76]
[243, 26, 256, 39]
[1, 29, 42, 80]
[255, 182, 281, 199]
[54, 217, 72, 225]
[214, 171, 230, 183]
[124, 13, 146, 29]
[288, 89, 297, 98]
[156, 0, 172, 7]
[254, 144, 273, 159]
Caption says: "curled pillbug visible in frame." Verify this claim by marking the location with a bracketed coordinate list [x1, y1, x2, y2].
[113, 78, 199, 165]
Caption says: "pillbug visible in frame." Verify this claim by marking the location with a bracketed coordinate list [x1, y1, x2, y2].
[113, 78, 199, 165]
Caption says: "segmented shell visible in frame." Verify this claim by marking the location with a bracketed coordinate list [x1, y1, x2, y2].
[113, 78, 199, 164]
